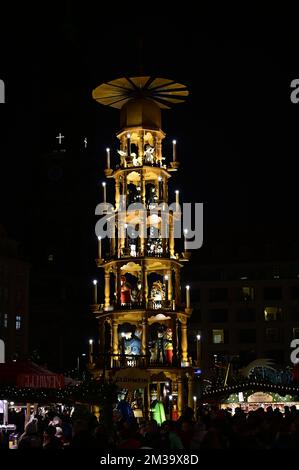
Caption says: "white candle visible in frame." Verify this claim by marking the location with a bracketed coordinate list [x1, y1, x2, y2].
[89, 339, 94, 363]
[106, 148, 110, 169]
[175, 190, 179, 205]
[186, 285, 190, 308]
[124, 223, 128, 248]
[102, 181, 106, 203]
[93, 280, 98, 303]
[98, 236, 102, 259]
[184, 228, 188, 251]
[172, 140, 177, 161]
[158, 176, 162, 200]
[127, 133, 131, 157]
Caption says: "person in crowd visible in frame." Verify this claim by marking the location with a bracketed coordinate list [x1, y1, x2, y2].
[18, 419, 42, 449]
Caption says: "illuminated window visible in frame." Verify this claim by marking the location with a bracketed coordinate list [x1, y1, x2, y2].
[212, 329, 224, 344]
[48, 254, 54, 262]
[16, 315, 21, 330]
[264, 307, 283, 321]
[239, 286, 254, 302]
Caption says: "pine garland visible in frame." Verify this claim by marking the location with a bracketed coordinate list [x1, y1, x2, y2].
[0, 379, 118, 404]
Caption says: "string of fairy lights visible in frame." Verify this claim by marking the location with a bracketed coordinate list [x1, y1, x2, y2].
[202, 380, 299, 399]
[0, 380, 117, 404]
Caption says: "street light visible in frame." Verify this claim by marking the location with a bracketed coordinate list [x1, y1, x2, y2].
[77, 353, 86, 377]
[196, 334, 201, 367]
[193, 396, 197, 418]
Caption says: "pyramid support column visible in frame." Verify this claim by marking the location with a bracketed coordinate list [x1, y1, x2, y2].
[115, 177, 120, 211]
[119, 213, 125, 255]
[169, 214, 175, 257]
[172, 317, 178, 365]
[177, 377, 184, 417]
[99, 319, 105, 366]
[140, 211, 145, 256]
[105, 270, 110, 309]
[141, 316, 148, 361]
[123, 173, 127, 202]
[112, 318, 119, 357]
[114, 269, 118, 305]
[142, 260, 148, 305]
[162, 178, 167, 201]
[138, 132, 144, 161]
[175, 266, 180, 306]
[110, 216, 116, 257]
[141, 170, 145, 206]
[156, 137, 162, 164]
[181, 320, 188, 363]
[116, 265, 121, 305]
[167, 270, 172, 300]
[120, 134, 126, 153]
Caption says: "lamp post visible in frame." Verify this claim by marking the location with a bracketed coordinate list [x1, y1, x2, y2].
[196, 334, 201, 367]
[77, 353, 86, 378]
[193, 396, 197, 418]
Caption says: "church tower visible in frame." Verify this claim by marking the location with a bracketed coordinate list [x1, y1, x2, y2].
[90, 76, 194, 420]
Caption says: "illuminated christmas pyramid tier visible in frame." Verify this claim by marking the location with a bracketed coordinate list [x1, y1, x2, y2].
[90, 76, 195, 421]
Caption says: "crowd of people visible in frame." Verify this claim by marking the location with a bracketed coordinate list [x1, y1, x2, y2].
[1, 404, 299, 449]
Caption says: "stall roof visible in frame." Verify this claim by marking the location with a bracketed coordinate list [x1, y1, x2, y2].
[0, 360, 65, 389]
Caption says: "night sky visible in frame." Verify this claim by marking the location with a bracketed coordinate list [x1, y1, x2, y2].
[0, 8, 299, 368]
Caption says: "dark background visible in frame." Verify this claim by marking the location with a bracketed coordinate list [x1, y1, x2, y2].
[0, 7, 298, 369]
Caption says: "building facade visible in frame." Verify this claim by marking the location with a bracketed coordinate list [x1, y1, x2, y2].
[0, 226, 29, 360]
[188, 241, 299, 374]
